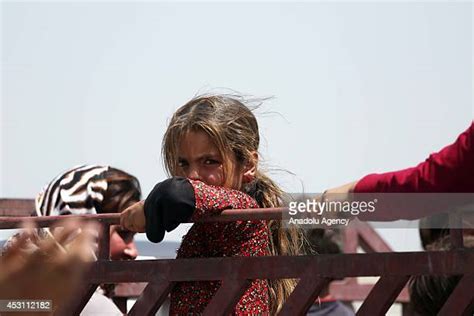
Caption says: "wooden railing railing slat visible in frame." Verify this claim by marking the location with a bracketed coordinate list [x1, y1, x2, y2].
[128, 280, 175, 316]
[278, 274, 331, 316]
[98, 224, 110, 260]
[356, 276, 410, 316]
[56, 283, 98, 316]
[203, 279, 251, 316]
[2, 201, 473, 315]
[0, 198, 35, 217]
[438, 275, 474, 316]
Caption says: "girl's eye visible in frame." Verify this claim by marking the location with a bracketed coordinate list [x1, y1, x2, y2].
[204, 159, 220, 165]
[178, 160, 189, 168]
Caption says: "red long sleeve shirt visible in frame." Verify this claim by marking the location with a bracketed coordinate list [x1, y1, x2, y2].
[171, 180, 270, 315]
[355, 122, 474, 193]
[144, 178, 270, 315]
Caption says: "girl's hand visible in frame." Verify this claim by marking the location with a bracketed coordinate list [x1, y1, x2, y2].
[120, 200, 146, 233]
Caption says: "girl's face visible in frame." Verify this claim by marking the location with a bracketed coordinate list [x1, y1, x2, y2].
[177, 130, 244, 189]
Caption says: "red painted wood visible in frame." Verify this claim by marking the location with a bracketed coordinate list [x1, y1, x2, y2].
[98, 223, 110, 260]
[84, 251, 474, 284]
[0, 207, 286, 229]
[56, 283, 98, 316]
[2, 201, 474, 315]
[112, 297, 127, 314]
[128, 280, 175, 316]
[356, 276, 410, 316]
[438, 275, 474, 316]
[344, 226, 359, 253]
[0, 199, 35, 216]
[355, 222, 392, 253]
[279, 275, 331, 316]
[329, 282, 410, 302]
[0, 213, 119, 229]
[202, 279, 251, 316]
[449, 213, 464, 248]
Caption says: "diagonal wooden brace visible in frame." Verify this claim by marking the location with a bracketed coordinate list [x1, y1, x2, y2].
[278, 265, 331, 316]
[128, 280, 175, 316]
[202, 278, 251, 316]
[438, 275, 474, 316]
[356, 275, 409, 316]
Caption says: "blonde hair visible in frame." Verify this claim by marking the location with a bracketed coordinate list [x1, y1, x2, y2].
[162, 94, 304, 314]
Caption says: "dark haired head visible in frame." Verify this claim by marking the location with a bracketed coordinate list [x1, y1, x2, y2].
[409, 235, 474, 315]
[97, 167, 141, 214]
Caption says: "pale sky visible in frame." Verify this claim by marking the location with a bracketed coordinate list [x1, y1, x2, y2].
[1, 1, 472, 249]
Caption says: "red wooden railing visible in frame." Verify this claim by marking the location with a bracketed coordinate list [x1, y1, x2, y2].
[1, 199, 473, 315]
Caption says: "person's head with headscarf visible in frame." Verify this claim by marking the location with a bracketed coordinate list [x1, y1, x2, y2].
[35, 164, 141, 261]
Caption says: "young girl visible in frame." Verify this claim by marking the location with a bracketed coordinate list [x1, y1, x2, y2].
[121, 95, 302, 314]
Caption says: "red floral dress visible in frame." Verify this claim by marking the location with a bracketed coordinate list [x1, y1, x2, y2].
[169, 180, 270, 315]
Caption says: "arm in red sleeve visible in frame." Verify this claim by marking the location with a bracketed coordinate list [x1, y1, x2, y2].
[355, 122, 474, 193]
[188, 179, 259, 220]
[144, 177, 259, 242]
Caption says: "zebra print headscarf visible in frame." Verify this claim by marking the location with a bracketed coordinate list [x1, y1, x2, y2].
[35, 165, 110, 217]
[3, 165, 110, 257]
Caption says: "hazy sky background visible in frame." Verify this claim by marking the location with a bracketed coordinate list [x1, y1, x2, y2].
[1, 1, 472, 250]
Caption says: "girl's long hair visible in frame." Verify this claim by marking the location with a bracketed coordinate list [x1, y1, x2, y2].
[162, 94, 305, 314]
